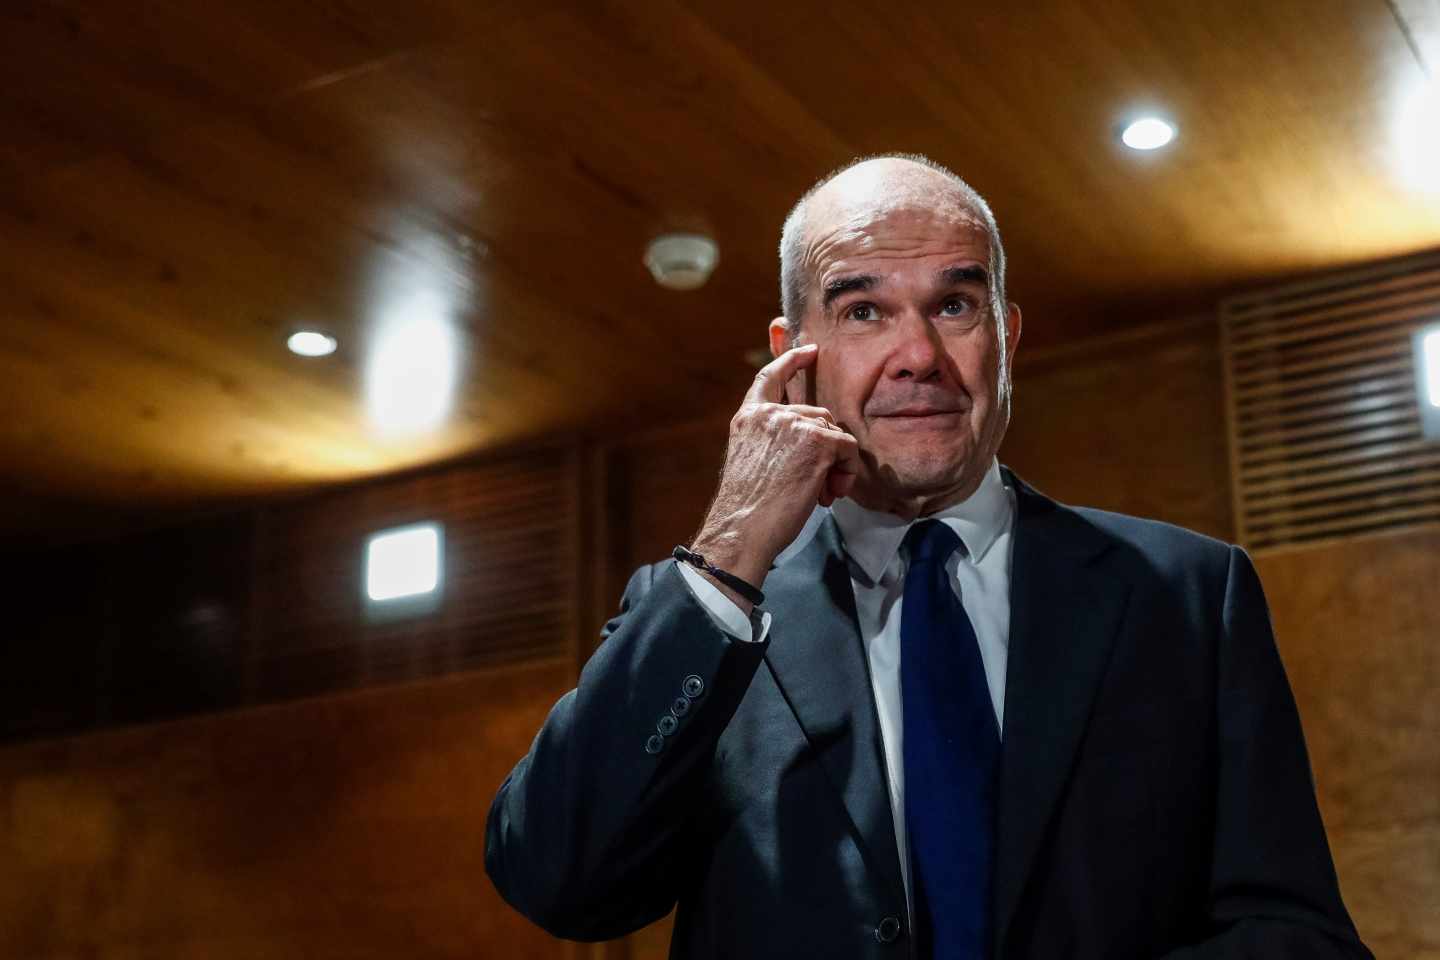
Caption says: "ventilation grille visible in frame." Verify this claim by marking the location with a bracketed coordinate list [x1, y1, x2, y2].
[1221, 250, 1440, 553]
[252, 447, 580, 701]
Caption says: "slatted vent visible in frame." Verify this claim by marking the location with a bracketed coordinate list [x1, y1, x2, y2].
[252, 446, 579, 701]
[1221, 250, 1440, 552]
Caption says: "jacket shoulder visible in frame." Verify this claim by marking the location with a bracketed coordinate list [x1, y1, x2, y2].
[1069, 504, 1233, 570]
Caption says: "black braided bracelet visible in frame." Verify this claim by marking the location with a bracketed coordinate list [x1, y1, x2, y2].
[673, 545, 766, 607]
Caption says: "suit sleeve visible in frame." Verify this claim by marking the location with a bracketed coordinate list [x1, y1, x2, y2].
[484, 561, 770, 941]
[1156, 546, 1371, 959]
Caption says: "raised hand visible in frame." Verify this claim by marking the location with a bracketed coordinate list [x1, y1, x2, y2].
[687, 343, 860, 610]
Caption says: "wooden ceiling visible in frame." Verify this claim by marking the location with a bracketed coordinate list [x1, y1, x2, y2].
[2, 0, 1438, 540]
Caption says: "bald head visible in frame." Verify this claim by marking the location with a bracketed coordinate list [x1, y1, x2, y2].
[778, 154, 1007, 339]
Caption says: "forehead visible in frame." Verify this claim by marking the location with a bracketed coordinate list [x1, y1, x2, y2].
[804, 201, 991, 287]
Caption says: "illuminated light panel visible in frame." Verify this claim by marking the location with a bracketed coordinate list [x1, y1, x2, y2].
[1121, 117, 1176, 151]
[365, 293, 458, 436]
[1424, 329, 1440, 409]
[366, 523, 441, 601]
[287, 330, 337, 357]
[1395, 80, 1440, 193]
[1418, 325, 1440, 440]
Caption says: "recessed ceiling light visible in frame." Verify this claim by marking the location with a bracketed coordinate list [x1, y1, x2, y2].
[1121, 117, 1176, 151]
[365, 303, 456, 436]
[287, 330, 337, 357]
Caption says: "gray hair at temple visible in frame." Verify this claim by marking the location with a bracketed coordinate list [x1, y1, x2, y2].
[777, 153, 1009, 343]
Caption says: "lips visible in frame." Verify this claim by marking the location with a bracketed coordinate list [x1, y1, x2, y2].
[877, 407, 961, 418]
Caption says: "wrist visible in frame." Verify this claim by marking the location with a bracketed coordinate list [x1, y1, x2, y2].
[674, 543, 767, 615]
[687, 530, 772, 590]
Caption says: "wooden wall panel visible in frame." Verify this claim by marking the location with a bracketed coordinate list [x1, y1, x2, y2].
[1002, 316, 1235, 541]
[250, 446, 580, 702]
[1256, 529, 1440, 960]
[0, 659, 573, 960]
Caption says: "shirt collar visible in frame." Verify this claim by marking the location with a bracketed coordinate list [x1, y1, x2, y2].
[829, 458, 1012, 584]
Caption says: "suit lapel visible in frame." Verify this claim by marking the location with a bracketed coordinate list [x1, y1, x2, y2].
[763, 514, 908, 908]
[992, 471, 1133, 950]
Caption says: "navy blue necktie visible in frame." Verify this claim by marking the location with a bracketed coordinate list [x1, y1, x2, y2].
[900, 520, 1001, 959]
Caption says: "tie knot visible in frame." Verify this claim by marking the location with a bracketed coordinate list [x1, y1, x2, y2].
[903, 518, 964, 566]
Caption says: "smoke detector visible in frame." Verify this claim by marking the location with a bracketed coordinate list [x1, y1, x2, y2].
[644, 233, 719, 290]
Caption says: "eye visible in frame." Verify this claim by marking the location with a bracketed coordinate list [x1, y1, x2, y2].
[845, 302, 879, 322]
[939, 296, 977, 318]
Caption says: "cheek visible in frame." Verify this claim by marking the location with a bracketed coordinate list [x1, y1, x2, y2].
[816, 356, 875, 418]
[948, 335, 1001, 392]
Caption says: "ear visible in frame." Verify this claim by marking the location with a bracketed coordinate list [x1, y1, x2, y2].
[1003, 302, 1022, 373]
[768, 316, 793, 359]
[768, 316, 811, 405]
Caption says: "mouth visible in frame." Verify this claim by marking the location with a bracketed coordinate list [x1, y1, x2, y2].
[874, 406, 964, 419]
[870, 409, 967, 432]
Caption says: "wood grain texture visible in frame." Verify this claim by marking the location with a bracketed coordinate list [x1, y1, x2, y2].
[1002, 317, 1236, 540]
[1256, 528, 1440, 959]
[4, 0, 1439, 539]
[0, 659, 574, 960]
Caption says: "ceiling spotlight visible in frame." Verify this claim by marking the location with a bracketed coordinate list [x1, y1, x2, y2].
[287, 330, 338, 357]
[1121, 117, 1177, 151]
[1395, 79, 1440, 192]
[644, 233, 720, 291]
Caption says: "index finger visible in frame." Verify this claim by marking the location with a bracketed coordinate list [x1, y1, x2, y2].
[746, 342, 819, 404]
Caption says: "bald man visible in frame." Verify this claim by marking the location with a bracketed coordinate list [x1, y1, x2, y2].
[486, 155, 1370, 959]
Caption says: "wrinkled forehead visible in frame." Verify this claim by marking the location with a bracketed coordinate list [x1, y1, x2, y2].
[802, 195, 992, 283]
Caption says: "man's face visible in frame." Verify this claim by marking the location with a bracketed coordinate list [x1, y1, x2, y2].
[771, 199, 1021, 509]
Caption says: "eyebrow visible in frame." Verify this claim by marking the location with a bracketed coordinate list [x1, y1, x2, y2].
[940, 265, 989, 286]
[820, 265, 990, 310]
[822, 274, 878, 309]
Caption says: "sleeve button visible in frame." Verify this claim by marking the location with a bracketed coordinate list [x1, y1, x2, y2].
[682, 675, 705, 699]
[670, 695, 691, 718]
[644, 734, 665, 755]
[657, 714, 679, 736]
[874, 916, 902, 943]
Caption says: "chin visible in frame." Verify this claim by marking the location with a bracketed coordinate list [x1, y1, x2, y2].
[874, 449, 977, 496]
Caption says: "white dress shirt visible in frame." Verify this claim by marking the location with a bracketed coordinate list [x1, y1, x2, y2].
[676, 458, 1016, 913]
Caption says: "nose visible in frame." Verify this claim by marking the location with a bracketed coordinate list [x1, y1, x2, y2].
[886, 310, 944, 382]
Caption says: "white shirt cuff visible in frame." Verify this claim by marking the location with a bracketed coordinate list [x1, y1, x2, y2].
[675, 560, 772, 643]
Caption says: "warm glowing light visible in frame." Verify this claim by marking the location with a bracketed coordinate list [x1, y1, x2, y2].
[1395, 80, 1440, 192]
[1418, 325, 1440, 440]
[365, 292, 457, 436]
[1121, 117, 1176, 151]
[287, 330, 337, 357]
[366, 523, 441, 601]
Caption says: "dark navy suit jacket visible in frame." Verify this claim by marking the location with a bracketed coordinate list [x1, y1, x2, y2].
[486, 470, 1370, 958]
